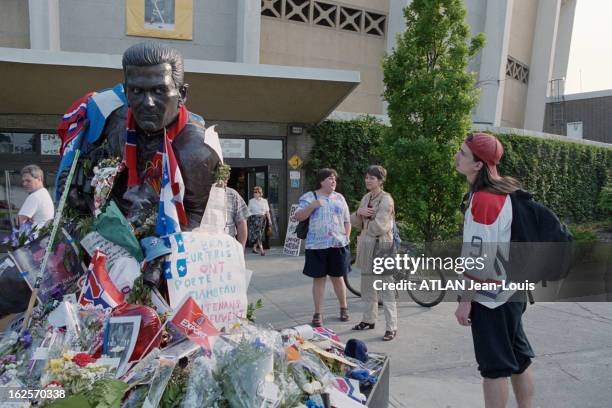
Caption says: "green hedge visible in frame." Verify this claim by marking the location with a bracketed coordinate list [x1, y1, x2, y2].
[304, 117, 385, 209]
[306, 119, 612, 224]
[497, 134, 612, 223]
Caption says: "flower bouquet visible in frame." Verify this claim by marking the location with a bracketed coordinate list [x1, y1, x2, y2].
[41, 351, 118, 395]
[91, 157, 124, 217]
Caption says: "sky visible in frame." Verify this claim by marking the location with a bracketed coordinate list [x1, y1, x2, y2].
[565, 0, 612, 94]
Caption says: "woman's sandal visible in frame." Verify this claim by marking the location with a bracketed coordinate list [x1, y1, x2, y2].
[340, 307, 350, 322]
[311, 313, 323, 327]
[383, 330, 397, 341]
[352, 322, 375, 330]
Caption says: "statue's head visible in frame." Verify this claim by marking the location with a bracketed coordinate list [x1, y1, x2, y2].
[122, 42, 188, 134]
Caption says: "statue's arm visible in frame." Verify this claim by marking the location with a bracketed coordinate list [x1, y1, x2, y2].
[172, 120, 221, 229]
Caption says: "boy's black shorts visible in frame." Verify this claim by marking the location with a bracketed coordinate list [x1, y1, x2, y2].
[470, 299, 535, 379]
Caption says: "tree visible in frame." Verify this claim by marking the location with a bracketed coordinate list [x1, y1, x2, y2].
[382, 0, 484, 241]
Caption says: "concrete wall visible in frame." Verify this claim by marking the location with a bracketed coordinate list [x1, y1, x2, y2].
[59, 0, 237, 61]
[501, 79, 528, 128]
[259, 0, 389, 115]
[286, 131, 315, 208]
[0, 0, 29, 48]
[506, 0, 537, 65]
[543, 96, 612, 144]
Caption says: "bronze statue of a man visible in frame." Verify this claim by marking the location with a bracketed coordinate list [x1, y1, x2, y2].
[63, 42, 220, 230]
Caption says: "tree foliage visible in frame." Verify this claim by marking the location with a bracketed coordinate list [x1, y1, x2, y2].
[382, 0, 485, 241]
[304, 116, 385, 209]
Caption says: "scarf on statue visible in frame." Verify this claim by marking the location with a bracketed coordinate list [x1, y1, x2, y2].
[124, 105, 188, 225]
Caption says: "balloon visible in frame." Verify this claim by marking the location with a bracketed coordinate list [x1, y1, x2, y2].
[111, 303, 162, 361]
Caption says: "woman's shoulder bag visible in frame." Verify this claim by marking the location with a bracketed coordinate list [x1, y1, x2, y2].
[295, 191, 317, 239]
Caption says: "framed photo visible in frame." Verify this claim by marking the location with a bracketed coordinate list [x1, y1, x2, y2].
[10, 228, 85, 305]
[126, 0, 193, 40]
[145, 0, 176, 31]
[104, 315, 141, 377]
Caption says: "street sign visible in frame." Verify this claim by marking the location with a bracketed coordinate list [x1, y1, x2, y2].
[288, 155, 303, 169]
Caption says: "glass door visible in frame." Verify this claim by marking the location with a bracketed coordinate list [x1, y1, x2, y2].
[247, 166, 268, 200]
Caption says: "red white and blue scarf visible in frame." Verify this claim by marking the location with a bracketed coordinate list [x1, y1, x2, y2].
[125, 106, 188, 226]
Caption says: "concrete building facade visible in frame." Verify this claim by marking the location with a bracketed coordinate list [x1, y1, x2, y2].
[0, 0, 577, 241]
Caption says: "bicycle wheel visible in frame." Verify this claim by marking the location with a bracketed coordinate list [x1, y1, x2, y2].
[404, 267, 446, 307]
[344, 255, 362, 297]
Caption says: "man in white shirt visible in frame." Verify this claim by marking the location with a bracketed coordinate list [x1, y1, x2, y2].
[18, 165, 54, 230]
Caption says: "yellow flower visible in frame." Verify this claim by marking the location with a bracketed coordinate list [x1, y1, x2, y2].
[62, 352, 72, 361]
[49, 359, 63, 373]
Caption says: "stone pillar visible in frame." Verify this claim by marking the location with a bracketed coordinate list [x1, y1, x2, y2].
[472, 0, 513, 126]
[383, 0, 413, 116]
[28, 0, 60, 50]
[236, 0, 261, 64]
[524, 0, 561, 131]
[551, 0, 577, 93]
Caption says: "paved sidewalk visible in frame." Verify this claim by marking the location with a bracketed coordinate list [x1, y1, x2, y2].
[246, 248, 612, 408]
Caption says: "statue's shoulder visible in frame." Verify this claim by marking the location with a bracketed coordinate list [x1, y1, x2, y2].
[174, 110, 220, 163]
[102, 105, 128, 157]
[183, 111, 206, 136]
[176, 111, 206, 143]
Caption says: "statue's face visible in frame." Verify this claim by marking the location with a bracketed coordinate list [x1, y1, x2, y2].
[125, 63, 182, 133]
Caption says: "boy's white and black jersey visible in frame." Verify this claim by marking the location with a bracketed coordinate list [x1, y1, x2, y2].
[461, 191, 516, 309]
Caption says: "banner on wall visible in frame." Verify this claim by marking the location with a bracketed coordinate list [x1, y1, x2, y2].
[126, 0, 193, 40]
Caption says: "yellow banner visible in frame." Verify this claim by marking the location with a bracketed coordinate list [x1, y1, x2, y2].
[126, 0, 193, 40]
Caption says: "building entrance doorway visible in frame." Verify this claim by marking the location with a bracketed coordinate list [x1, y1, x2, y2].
[227, 165, 283, 247]
[228, 166, 267, 203]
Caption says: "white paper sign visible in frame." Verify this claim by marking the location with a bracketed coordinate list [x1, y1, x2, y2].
[40, 134, 61, 155]
[166, 232, 248, 329]
[199, 185, 227, 233]
[81, 231, 132, 270]
[283, 204, 302, 256]
[204, 125, 224, 163]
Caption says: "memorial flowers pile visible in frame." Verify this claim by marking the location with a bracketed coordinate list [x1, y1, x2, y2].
[0, 163, 385, 407]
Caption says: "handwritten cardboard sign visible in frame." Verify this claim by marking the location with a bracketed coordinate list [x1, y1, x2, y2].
[283, 204, 302, 256]
[165, 232, 248, 329]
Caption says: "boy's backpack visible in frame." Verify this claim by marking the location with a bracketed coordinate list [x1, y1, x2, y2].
[505, 190, 573, 284]
[295, 191, 317, 240]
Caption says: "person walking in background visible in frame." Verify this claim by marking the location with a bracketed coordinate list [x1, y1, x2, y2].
[18, 165, 54, 231]
[454, 132, 535, 408]
[294, 168, 351, 327]
[351, 165, 398, 341]
[248, 185, 272, 256]
[223, 176, 249, 248]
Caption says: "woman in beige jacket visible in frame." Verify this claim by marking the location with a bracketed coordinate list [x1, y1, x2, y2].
[351, 165, 398, 341]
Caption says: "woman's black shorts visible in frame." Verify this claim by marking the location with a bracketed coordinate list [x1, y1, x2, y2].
[303, 246, 351, 278]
